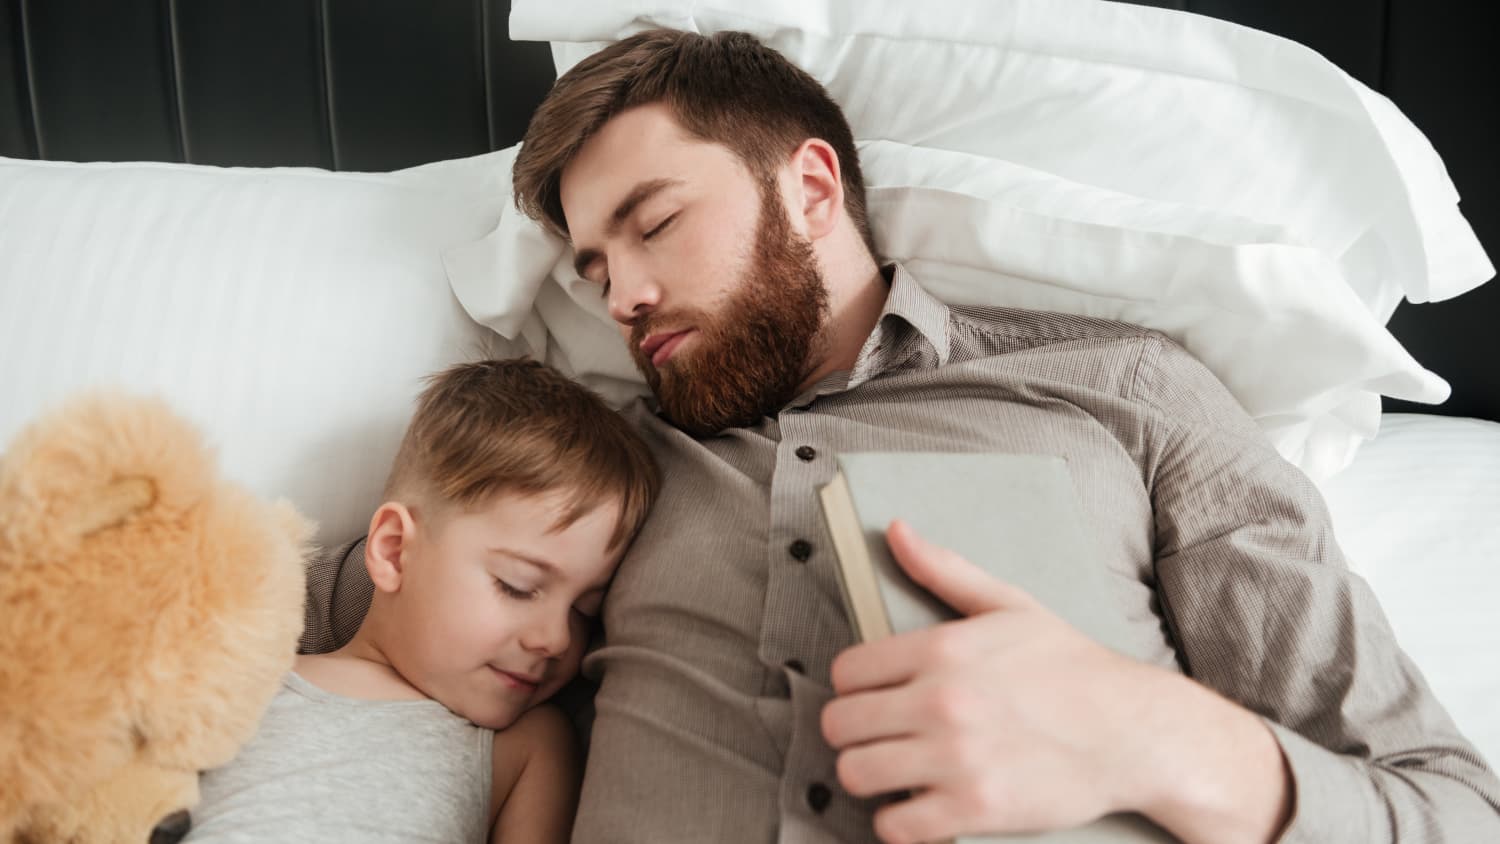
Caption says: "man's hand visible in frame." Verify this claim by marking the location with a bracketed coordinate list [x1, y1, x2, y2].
[819, 520, 1292, 844]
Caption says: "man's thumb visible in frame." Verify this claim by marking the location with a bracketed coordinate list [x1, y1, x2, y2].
[885, 519, 1033, 617]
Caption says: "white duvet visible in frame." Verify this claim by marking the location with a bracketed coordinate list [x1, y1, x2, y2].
[1321, 414, 1500, 767]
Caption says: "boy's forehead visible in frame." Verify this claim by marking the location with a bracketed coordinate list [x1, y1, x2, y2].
[468, 490, 625, 553]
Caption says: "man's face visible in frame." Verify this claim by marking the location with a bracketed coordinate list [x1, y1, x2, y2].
[559, 103, 830, 436]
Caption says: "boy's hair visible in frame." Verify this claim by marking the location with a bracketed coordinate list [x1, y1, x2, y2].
[384, 359, 659, 549]
[512, 28, 875, 256]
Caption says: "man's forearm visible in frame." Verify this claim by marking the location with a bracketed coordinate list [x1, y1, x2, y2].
[1130, 671, 1292, 844]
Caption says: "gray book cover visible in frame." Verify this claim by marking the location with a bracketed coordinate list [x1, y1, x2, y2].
[820, 451, 1176, 844]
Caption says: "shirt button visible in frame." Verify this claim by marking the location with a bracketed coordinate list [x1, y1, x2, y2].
[788, 539, 813, 562]
[795, 445, 817, 462]
[806, 782, 832, 813]
[784, 658, 806, 674]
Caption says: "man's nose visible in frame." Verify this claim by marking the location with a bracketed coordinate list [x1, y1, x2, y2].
[606, 260, 663, 325]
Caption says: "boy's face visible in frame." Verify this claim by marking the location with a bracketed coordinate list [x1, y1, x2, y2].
[559, 102, 831, 436]
[387, 490, 622, 730]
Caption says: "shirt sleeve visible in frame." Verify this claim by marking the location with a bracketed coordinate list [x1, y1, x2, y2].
[299, 537, 373, 655]
[1134, 335, 1500, 842]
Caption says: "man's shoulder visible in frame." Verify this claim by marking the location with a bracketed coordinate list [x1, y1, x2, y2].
[941, 306, 1244, 419]
[946, 303, 1161, 355]
[943, 304, 1179, 396]
[306, 536, 365, 569]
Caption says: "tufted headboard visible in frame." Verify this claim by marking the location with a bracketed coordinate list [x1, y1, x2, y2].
[2, 0, 1494, 421]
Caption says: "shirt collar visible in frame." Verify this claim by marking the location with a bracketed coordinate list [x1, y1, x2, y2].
[793, 263, 952, 405]
[876, 262, 951, 367]
[847, 263, 951, 382]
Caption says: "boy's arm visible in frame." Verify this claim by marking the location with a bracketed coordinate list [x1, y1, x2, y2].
[489, 704, 582, 844]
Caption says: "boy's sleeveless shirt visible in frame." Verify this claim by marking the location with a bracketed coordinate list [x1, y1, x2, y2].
[186, 672, 494, 842]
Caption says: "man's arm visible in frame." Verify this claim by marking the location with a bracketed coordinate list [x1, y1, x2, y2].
[298, 537, 372, 654]
[1140, 337, 1500, 841]
[822, 335, 1500, 843]
[822, 520, 1291, 844]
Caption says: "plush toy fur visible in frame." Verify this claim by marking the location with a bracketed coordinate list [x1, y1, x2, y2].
[0, 393, 311, 842]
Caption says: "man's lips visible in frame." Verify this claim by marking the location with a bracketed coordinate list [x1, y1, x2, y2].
[640, 329, 694, 367]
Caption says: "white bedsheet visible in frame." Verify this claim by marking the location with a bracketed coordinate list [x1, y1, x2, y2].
[1320, 413, 1500, 767]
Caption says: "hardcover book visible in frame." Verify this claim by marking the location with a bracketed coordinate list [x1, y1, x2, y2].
[817, 451, 1175, 844]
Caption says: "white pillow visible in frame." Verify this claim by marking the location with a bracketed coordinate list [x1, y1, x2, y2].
[862, 141, 1445, 477]
[1319, 414, 1500, 768]
[445, 137, 1443, 478]
[518, 0, 1494, 314]
[0, 153, 517, 545]
[487, 0, 1493, 477]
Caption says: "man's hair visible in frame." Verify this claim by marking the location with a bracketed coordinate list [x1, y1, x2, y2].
[384, 358, 659, 549]
[512, 28, 875, 256]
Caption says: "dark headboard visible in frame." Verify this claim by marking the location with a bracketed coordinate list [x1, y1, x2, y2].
[2, 0, 1494, 421]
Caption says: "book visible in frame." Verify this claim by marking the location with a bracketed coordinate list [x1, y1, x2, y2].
[817, 451, 1177, 844]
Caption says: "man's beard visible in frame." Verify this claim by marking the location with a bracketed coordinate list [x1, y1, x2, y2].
[629, 184, 831, 437]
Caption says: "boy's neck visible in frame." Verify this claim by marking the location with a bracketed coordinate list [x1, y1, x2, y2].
[295, 614, 427, 702]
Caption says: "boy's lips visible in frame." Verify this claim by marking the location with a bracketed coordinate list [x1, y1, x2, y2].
[640, 329, 694, 367]
[491, 665, 541, 692]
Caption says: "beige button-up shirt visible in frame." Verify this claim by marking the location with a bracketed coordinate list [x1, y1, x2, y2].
[303, 266, 1499, 842]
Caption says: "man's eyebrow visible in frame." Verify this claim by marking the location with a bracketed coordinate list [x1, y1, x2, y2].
[572, 177, 682, 278]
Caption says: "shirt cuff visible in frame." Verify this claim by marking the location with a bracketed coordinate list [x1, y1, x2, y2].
[1263, 719, 1389, 843]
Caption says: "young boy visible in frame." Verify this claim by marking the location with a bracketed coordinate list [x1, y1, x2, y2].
[185, 359, 659, 843]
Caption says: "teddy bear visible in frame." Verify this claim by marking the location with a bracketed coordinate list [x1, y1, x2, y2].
[0, 392, 311, 843]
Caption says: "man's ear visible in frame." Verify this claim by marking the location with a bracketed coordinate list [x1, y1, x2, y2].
[792, 138, 844, 241]
[365, 502, 416, 593]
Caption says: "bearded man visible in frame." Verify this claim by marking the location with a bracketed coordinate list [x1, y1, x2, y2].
[306, 28, 1500, 844]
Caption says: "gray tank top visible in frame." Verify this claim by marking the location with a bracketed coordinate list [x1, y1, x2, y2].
[186, 672, 493, 843]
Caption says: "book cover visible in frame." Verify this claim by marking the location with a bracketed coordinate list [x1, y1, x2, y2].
[817, 451, 1175, 844]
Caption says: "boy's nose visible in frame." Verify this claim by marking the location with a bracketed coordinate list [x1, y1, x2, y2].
[523, 611, 572, 657]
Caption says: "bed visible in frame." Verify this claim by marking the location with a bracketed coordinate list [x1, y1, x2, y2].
[2, 0, 1496, 774]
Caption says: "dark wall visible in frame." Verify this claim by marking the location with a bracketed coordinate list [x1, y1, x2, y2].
[1, 0, 1494, 418]
[0, 0, 554, 169]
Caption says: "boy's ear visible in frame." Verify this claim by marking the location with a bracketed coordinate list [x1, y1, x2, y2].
[365, 502, 416, 593]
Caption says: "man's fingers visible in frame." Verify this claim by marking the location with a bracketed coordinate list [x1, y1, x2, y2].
[821, 685, 919, 750]
[886, 519, 1038, 617]
[833, 736, 953, 798]
[872, 788, 976, 844]
[830, 617, 981, 695]
[832, 521, 1044, 696]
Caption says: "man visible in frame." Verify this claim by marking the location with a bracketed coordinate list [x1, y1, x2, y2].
[308, 29, 1500, 843]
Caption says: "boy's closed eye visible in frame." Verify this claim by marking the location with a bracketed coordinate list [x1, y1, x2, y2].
[494, 577, 606, 620]
[495, 579, 538, 601]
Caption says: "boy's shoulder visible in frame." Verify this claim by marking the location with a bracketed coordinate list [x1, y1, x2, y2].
[492, 703, 576, 763]
[291, 653, 429, 702]
[488, 704, 581, 826]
